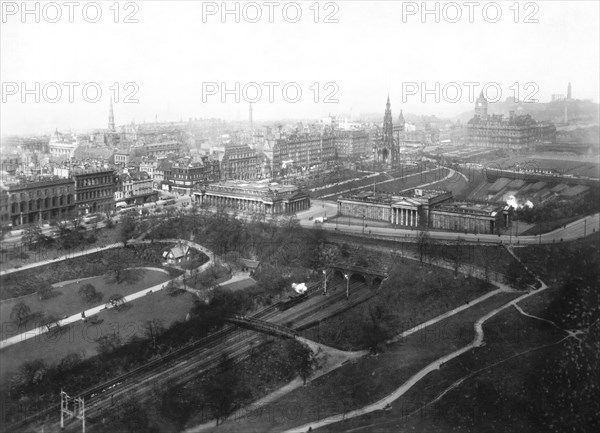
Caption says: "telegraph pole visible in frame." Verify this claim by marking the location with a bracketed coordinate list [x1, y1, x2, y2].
[60, 390, 85, 432]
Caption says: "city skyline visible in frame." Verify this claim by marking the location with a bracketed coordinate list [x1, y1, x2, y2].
[1, 1, 599, 134]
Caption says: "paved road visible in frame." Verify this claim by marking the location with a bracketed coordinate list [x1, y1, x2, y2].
[297, 202, 600, 245]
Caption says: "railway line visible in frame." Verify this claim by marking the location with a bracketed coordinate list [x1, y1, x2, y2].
[7, 277, 378, 432]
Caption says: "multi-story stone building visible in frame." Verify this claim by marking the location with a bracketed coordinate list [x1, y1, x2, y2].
[164, 157, 220, 195]
[337, 188, 509, 234]
[72, 168, 116, 214]
[49, 130, 78, 160]
[467, 93, 556, 150]
[338, 188, 452, 228]
[430, 202, 506, 234]
[219, 145, 259, 181]
[271, 132, 336, 174]
[115, 171, 157, 205]
[114, 149, 130, 166]
[334, 130, 370, 158]
[4, 177, 76, 227]
[144, 141, 182, 158]
[0, 187, 10, 228]
[193, 179, 310, 216]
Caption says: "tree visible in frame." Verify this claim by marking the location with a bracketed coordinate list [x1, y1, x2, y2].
[107, 293, 126, 310]
[96, 333, 122, 355]
[143, 319, 164, 350]
[78, 283, 103, 304]
[362, 304, 390, 354]
[205, 366, 250, 425]
[22, 225, 42, 249]
[104, 211, 115, 228]
[37, 284, 55, 300]
[159, 385, 195, 430]
[17, 359, 47, 388]
[41, 314, 61, 333]
[164, 279, 182, 296]
[119, 214, 137, 246]
[10, 301, 31, 326]
[416, 230, 431, 263]
[286, 340, 317, 385]
[452, 238, 465, 276]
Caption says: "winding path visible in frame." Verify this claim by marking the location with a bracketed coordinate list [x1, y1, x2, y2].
[0, 239, 215, 350]
[282, 272, 551, 432]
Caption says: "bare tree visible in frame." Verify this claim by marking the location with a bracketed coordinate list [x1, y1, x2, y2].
[143, 319, 164, 350]
[10, 302, 31, 326]
[416, 230, 430, 263]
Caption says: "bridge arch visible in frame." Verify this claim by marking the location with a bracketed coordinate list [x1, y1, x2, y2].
[332, 269, 346, 282]
[349, 273, 366, 285]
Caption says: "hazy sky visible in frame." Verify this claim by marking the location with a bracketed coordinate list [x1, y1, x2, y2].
[1, 0, 599, 134]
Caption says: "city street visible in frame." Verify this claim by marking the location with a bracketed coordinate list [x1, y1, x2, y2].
[295, 199, 599, 245]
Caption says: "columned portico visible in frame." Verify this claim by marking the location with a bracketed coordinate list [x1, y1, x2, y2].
[392, 205, 419, 227]
[194, 180, 310, 216]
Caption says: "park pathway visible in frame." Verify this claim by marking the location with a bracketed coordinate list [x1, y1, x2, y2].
[185, 338, 367, 432]
[281, 263, 549, 432]
[0, 239, 215, 350]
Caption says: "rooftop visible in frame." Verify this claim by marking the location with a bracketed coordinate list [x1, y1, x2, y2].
[434, 202, 503, 216]
[207, 179, 299, 194]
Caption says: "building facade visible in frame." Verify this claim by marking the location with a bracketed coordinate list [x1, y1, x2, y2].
[337, 188, 508, 234]
[272, 132, 336, 174]
[338, 188, 452, 228]
[467, 93, 556, 150]
[164, 157, 220, 195]
[114, 150, 130, 166]
[49, 130, 78, 160]
[72, 168, 116, 214]
[193, 180, 310, 216]
[334, 130, 370, 158]
[115, 171, 157, 205]
[144, 141, 182, 158]
[430, 202, 506, 234]
[220, 145, 259, 180]
[4, 177, 76, 227]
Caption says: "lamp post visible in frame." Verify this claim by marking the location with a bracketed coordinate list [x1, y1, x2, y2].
[323, 269, 327, 295]
[344, 273, 349, 299]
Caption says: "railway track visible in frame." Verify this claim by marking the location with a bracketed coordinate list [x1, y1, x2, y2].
[6, 279, 372, 432]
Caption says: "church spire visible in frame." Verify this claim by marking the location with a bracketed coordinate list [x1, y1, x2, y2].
[108, 97, 115, 132]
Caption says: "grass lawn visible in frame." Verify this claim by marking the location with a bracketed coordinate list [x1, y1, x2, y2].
[207, 291, 521, 433]
[312, 173, 389, 198]
[519, 215, 582, 236]
[0, 268, 171, 337]
[316, 306, 569, 433]
[369, 169, 449, 195]
[0, 288, 197, 386]
[426, 173, 472, 199]
[0, 225, 123, 272]
[322, 232, 525, 282]
[300, 260, 495, 350]
[0, 243, 181, 300]
[222, 277, 257, 292]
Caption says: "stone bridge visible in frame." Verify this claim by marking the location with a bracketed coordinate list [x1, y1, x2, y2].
[328, 263, 387, 289]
